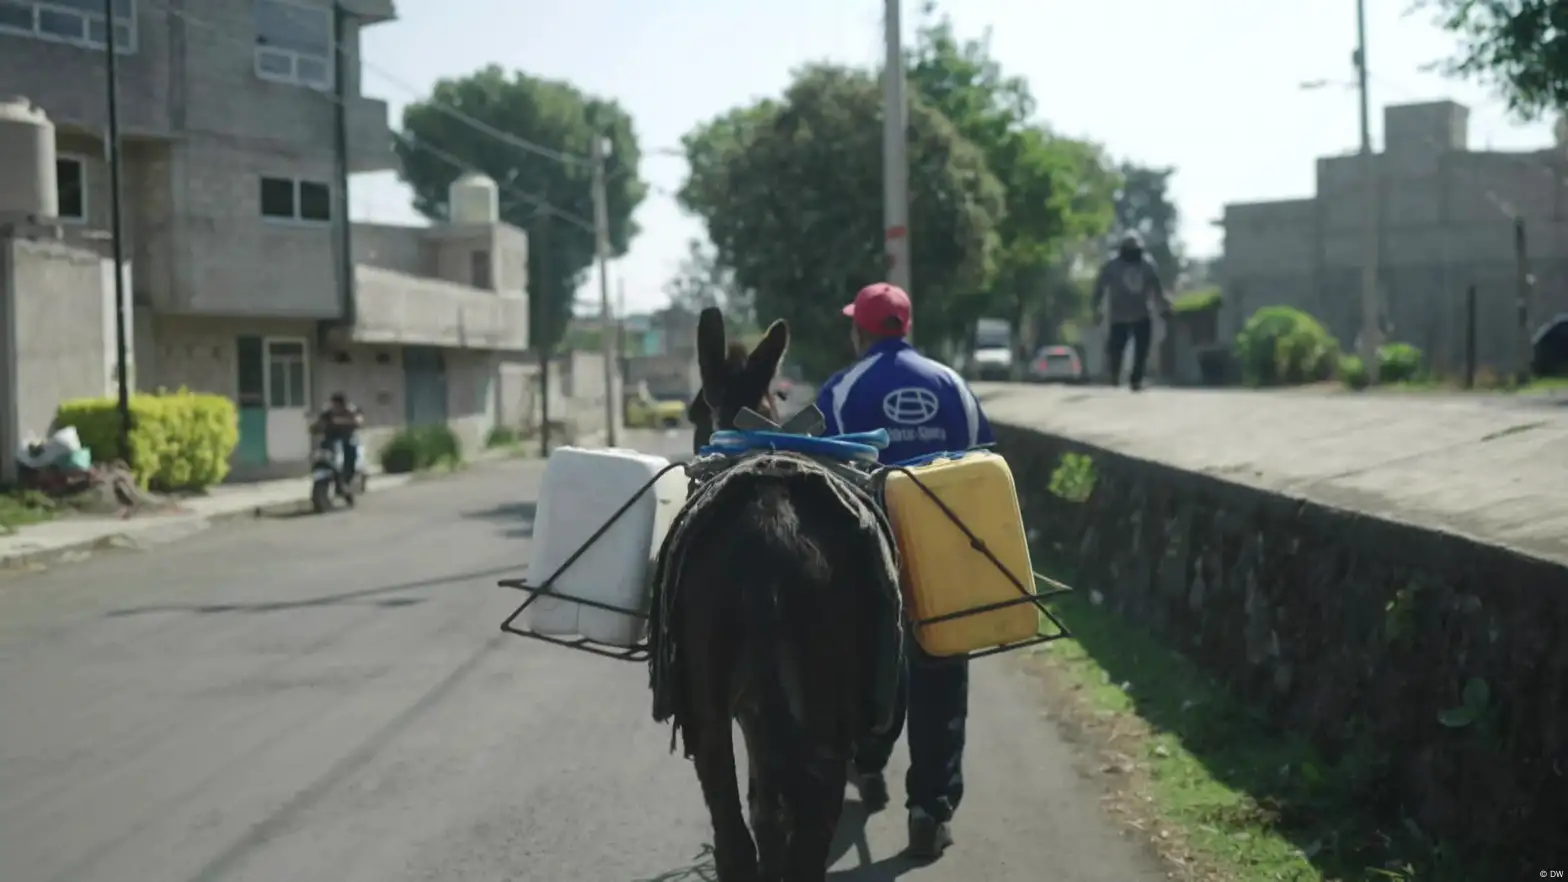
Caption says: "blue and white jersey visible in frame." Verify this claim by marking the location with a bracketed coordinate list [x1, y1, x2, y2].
[814, 338, 995, 465]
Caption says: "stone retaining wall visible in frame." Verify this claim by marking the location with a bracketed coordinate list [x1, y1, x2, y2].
[997, 421, 1568, 867]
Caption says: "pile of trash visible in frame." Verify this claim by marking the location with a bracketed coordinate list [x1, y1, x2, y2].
[14, 427, 180, 518]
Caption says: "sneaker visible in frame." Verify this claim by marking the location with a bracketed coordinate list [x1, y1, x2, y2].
[849, 768, 889, 812]
[1129, 379, 1143, 392]
[905, 808, 953, 860]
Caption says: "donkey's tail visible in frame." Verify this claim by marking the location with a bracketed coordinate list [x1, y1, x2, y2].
[739, 486, 827, 784]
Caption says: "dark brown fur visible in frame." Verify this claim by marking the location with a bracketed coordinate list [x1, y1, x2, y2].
[676, 307, 874, 881]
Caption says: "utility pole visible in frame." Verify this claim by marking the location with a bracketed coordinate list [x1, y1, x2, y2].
[103, 0, 132, 462]
[882, 0, 911, 341]
[616, 275, 628, 386]
[1354, 0, 1381, 383]
[590, 134, 618, 446]
[1464, 283, 1477, 389]
[534, 211, 553, 458]
[330, 1, 355, 328]
[1514, 217, 1533, 384]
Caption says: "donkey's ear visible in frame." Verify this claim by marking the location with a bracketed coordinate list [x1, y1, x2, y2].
[686, 391, 708, 424]
[696, 307, 728, 392]
[745, 319, 790, 377]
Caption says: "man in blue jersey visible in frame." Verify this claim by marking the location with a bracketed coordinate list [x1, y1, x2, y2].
[815, 281, 994, 861]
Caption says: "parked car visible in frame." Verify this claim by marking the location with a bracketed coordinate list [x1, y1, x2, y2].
[625, 393, 687, 429]
[1027, 345, 1086, 384]
[1532, 313, 1568, 377]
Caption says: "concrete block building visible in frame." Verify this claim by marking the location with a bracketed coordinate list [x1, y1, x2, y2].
[1219, 101, 1567, 376]
[0, 0, 530, 477]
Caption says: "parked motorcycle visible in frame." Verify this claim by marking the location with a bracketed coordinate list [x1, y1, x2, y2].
[310, 435, 368, 513]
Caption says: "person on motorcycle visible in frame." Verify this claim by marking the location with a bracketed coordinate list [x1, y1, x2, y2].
[312, 393, 364, 480]
[1092, 231, 1173, 391]
[814, 281, 995, 861]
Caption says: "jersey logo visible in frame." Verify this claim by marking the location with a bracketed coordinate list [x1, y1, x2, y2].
[1120, 266, 1146, 294]
[881, 387, 940, 425]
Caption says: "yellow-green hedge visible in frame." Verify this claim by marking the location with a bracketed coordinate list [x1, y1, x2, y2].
[54, 389, 239, 490]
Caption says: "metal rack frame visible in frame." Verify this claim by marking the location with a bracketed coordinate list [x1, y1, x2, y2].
[496, 462, 686, 663]
[883, 463, 1074, 664]
[498, 445, 1076, 666]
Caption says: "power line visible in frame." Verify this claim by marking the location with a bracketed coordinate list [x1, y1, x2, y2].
[136, 0, 596, 232]
[389, 130, 594, 232]
[230, 0, 594, 169]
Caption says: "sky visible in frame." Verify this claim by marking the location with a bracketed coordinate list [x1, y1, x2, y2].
[351, 0, 1560, 316]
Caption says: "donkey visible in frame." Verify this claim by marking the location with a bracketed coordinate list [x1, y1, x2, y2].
[668, 307, 888, 882]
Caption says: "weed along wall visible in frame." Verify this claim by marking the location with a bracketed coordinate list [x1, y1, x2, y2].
[994, 420, 1568, 868]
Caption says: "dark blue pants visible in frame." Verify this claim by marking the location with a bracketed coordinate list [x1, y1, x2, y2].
[854, 643, 969, 822]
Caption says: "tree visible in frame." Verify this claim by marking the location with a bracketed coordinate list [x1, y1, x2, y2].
[394, 65, 649, 354]
[1417, 0, 1568, 120]
[678, 65, 1005, 378]
[1108, 163, 1183, 288]
[663, 238, 754, 332]
[907, 13, 1118, 361]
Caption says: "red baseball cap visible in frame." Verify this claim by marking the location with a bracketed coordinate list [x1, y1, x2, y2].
[843, 282, 911, 336]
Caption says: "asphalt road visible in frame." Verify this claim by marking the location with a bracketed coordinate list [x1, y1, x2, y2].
[0, 431, 1166, 882]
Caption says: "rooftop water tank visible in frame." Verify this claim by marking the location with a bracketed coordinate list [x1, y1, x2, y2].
[449, 172, 499, 225]
[0, 97, 58, 220]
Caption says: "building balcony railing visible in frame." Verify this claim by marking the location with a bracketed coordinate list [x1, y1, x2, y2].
[352, 264, 528, 351]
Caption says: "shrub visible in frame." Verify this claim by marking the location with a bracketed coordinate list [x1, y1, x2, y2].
[1379, 342, 1425, 383]
[1337, 343, 1426, 389]
[379, 424, 463, 474]
[1339, 354, 1369, 390]
[1172, 287, 1223, 314]
[1233, 306, 1341, 387]
[54, 389, 238, 490]
[485, 425, 519, 448]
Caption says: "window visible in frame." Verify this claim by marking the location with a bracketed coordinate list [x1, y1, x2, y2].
[254, 0, 332, 89]
[297, 180, 330, 222]
[471, 250, 492, 290]
[0, 0, 136, 52]
[265, 339, 308, 409]
[259, 176, 331, 223]
[55, 156, 85, 222]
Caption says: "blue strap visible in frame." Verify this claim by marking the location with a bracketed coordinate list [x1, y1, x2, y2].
[701, 429, 889, 463]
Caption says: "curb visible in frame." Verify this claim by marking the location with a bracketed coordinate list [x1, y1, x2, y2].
[0, 453, 536, 573]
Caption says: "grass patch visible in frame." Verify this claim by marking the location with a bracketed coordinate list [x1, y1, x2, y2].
[1364, 375, 1568, 395]
[0, 489, 60, 534]
[1027, 566, 1483, 881]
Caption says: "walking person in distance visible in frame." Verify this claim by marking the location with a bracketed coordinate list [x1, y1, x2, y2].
[1092, 232, 1173, 391]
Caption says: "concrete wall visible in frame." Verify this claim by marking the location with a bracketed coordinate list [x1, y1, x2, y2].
[150, 315, 505, 473]
[2, 0, 397, 320]
[352, 265, 528, 351]
[623, 353, 699, 400]
[1221, 101, 1568, 375]
[997, 419, 1566, 870]
[0, 230, 129, 480]
[0, 0, 392, 164]
[492, 351, 625, 444]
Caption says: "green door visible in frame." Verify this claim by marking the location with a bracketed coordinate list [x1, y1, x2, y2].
[235, 335, 268, 464]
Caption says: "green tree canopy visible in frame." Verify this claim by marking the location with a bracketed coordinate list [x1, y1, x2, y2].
[907, 13, 1118, 356]
[1418, 0, 1568, 119]
[677, 64, 1005, 378]
[663, 238, 755, 333]
[394, 65, 648, 353]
